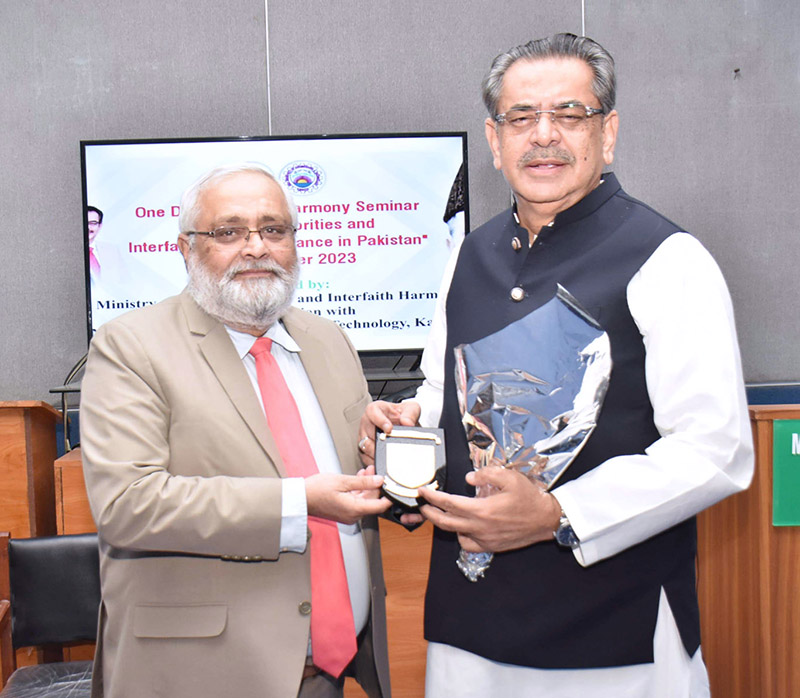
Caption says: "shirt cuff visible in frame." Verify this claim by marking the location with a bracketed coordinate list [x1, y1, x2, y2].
[280, 477, 308, 553]
[551, 486, 592, 567]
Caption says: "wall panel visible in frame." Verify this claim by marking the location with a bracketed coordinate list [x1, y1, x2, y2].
[1, 0, 797, 396]
[0, 1, 269, 400]
[587, 0, 800, 382]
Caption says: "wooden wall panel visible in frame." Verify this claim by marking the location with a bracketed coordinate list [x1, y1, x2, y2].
[697, 405, 800, 698]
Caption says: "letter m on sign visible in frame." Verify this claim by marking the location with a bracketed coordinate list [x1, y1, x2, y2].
[793, 433, 800, 456]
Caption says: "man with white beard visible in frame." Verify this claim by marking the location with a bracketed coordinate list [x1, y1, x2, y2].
[79, 163, 393, 698]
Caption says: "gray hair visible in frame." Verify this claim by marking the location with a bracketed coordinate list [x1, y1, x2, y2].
[481, 33, 616, 118]
[178, 162, 299, 235]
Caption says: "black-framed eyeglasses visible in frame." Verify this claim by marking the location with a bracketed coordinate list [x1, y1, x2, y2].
[185, 224, 297, 246]
[494, 103, 605, 132]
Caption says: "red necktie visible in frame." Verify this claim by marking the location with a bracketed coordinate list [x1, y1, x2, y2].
[249, 337, 357, 677]
[89, 247, 101, 276]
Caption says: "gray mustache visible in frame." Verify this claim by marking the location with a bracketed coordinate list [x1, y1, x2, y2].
[225, 261, 290, 281]
[518, 149, 575, 167]
[227, 259, 286, 278]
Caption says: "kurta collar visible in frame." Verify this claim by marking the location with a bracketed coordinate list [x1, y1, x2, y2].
[549, 172, 621, 228]
[511, 172, 622, 244]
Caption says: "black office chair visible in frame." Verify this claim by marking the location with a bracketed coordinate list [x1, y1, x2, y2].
[0, 533, 99, 697]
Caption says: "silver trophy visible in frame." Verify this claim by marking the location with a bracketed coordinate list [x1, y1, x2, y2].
[454, 285, 612, 582]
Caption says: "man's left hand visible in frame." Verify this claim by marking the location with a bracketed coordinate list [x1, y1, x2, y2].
[417, 467, 562, 553]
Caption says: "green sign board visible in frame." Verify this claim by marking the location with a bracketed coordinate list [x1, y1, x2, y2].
[773, 419, 800, 526]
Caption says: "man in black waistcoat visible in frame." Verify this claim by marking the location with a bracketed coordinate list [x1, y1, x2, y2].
[360, 33, 753, 697]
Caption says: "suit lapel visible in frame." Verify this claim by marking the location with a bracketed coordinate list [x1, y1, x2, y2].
[180, 292, 286, 477]
[283, 309, 357, 475]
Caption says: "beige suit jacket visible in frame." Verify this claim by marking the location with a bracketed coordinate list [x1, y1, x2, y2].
[80, 291, 390, 698]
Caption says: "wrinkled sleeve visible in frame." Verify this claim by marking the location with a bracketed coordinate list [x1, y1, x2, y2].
[413, 240, 462, 427]
[553, 233, 754, 566]
[80, 321, 284, 558]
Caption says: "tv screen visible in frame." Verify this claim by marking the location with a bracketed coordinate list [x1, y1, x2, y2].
[81, 133, 468, 352]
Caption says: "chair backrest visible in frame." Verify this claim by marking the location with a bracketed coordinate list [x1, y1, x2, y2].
[8, 533, 100, 649]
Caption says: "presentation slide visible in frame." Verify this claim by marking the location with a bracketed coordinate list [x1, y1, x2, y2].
[82, 133, 467, 352]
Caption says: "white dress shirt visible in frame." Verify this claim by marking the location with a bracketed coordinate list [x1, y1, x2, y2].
[415, 232, 754, 697]
[226, 323, 371, 638]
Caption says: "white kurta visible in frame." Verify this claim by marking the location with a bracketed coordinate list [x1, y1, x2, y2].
[414, 232, 754, 697]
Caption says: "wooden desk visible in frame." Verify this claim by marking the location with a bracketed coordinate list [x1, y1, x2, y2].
[54, 448, 95, 535]
[0, 401, 61, 670]
[0, 401, 60, 539]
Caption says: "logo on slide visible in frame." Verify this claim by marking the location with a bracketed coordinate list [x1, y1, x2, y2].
[280, 161, 325, 195]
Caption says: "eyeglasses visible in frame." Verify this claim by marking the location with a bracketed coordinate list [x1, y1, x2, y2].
[494, 103, 605, 132]
[186, 224, 297, 246]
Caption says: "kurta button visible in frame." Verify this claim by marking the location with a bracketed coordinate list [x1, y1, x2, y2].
[510, 286, 525, 302]
[299, 601, 312, 615]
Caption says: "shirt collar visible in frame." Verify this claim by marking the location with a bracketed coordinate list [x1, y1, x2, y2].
[226, 321, 302, 360]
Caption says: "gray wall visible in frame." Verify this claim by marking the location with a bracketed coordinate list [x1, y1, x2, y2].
[2, 0, 798, 403]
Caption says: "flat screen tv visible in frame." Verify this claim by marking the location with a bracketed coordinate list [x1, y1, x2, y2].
[81, 133, 468, 353]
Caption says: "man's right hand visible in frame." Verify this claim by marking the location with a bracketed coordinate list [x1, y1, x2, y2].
[357, 400, 421, 466]
[305, 472, 392, 525]
[358, 400, 424, 528]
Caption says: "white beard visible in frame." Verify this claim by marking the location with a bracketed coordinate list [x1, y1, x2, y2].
[186, 252, 299, 332]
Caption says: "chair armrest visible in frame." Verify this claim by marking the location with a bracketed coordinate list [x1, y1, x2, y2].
[0, 599, 14, 688]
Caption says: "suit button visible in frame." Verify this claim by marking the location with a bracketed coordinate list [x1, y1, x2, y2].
[299, 601, 312, 615]
[510, 286, 525, 302]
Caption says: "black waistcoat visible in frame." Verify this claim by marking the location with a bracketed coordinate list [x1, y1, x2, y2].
[424, 174, 701, 668]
